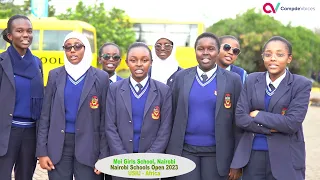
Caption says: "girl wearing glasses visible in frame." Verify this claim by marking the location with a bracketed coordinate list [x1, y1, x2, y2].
[217, 35, 247, 84]
[106, 42, 173, 180]
[231, 36, 311, 180]
[36, 32, 109, 180]
[166, 32, 242, 180]
[98, 43, 123, 84]
[149, 35, 182, 87]
[0, 15, 44, 180]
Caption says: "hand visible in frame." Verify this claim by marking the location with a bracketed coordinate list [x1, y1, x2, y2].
[271, 129, 278, 133]
[229, 168, 242, 180]
[38, 156, 55, 171]
[94, 168, 101, 175]
[249, 110, 260, 118]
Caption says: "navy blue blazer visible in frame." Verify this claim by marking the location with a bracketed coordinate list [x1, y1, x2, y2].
[0, 51, 43, 156]
[166, 66, 243, 176]
[105, 78, 173, 155]
[36, 66, 109, 168]
[231, 71, 312, 180]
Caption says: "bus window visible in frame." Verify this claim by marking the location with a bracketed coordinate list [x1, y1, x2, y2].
[134, 23, 198, 47]
[0, 29, 6, 50]
[43, 30, 71, 51]
[31, 30, 40, 50]
[82, 30, 95, 53]
[137, 24, 166, 45]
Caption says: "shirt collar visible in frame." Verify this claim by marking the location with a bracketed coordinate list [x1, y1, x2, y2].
[266, 71, 287, 89]
[196, 64, 217, 79]
[130, 75, 149, 88]
[109, 72, 118, 83]
[226, 65, 231, 71]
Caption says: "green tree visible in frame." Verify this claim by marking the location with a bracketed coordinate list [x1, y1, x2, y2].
[207, 8, 320, 76]
[0, 0, 24, 18]
[0, 0, 55, 18]
[57, 1, 136, 54]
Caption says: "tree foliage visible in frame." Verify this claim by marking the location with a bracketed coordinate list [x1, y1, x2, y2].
[207, 8, 320, 76]
[0, 0, 55, 18]
[57, 1, 136, 55]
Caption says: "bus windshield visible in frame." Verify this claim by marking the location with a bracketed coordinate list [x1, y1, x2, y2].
[133, 23, 199, 47]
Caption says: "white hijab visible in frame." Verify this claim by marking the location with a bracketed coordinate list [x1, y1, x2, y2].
[151, 34, 179, 84]
[63, 32, 92, 81]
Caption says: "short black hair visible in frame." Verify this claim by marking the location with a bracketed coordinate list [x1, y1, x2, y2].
[126, 42, 152, 61]
[262, 36, 292, 54]
[194, 32, 220, 52]
[219, 35, 240, 47]
[1, 14, 31, 43]
[98, 42, 122, 57]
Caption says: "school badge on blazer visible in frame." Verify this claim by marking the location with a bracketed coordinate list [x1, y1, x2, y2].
[281, 107, 287, 115]
[90, 96, 99, 109]
[224, 93, 232, 109]
[151, 106, 160, 120]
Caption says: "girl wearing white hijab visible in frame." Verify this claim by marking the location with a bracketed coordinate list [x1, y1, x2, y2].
[149, 34, 182, 87]
[36, 32, 109, 180]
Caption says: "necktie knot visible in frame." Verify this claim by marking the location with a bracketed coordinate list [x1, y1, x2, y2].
[136, 83, 143, 93]
[201, 73, 208, 82]
[269, 83, 275, 91]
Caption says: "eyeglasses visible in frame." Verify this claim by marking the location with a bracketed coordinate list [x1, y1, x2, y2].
[155, 43, 173, 51]
[101, 54, 121, 61]
[222, 44, 241, 56]
[63, 44, 85, 52]
[261, 53, 291, 60]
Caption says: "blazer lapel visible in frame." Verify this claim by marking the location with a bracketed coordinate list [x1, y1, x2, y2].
[268, 72, 292, 112]
[215, 67, 226, 119]
[120, 79, 133, 121]
[183, 67, 196, 117]
[56, 67, 67, 116]
[143, 79, 157, 118]
[0, 52, 15, 90]
[78, 67, 96, 110]
[254, 73, 267, 111]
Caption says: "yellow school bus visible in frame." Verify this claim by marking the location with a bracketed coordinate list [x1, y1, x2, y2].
[117, 18, 205, 71]
[0, 18, 98, 85]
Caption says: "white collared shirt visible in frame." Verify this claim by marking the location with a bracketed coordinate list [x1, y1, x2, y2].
[226, 65, 231, 71]
[130, 75, 149, 92]
[109, 73, 118, 83]
[196, 64, 217, 81]
[266, 71, 287, 91]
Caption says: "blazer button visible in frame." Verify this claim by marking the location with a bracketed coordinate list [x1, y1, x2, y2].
[252, 133, 255, 137]
[129, 121, 132, 123]
[61, 130, 65, 133]
[9, 114, 12, 117]
[129, 140, 132, 142]
[141, 137, 145, 140]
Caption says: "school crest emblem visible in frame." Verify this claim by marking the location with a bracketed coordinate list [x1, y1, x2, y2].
[151, 106, 160, 120]
[281, 108, 287, 115]
[224, 93, 232, 109]
[90, 96, 99, 109]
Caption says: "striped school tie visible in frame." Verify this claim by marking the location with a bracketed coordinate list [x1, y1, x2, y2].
[201, 73, 208, 83]
[136, 83, 143, 93]
[269, 83, 275, 91]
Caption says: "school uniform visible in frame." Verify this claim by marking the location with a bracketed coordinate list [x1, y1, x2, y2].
[0, 47, 44, 180]
[166, 66, 242, 180]
[226, 64, 247, 84]
[36, 66, 109, 180]
[105, 76, 173, 180]
[109, 73, 123, 84]
[231, 71, 312, 180]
